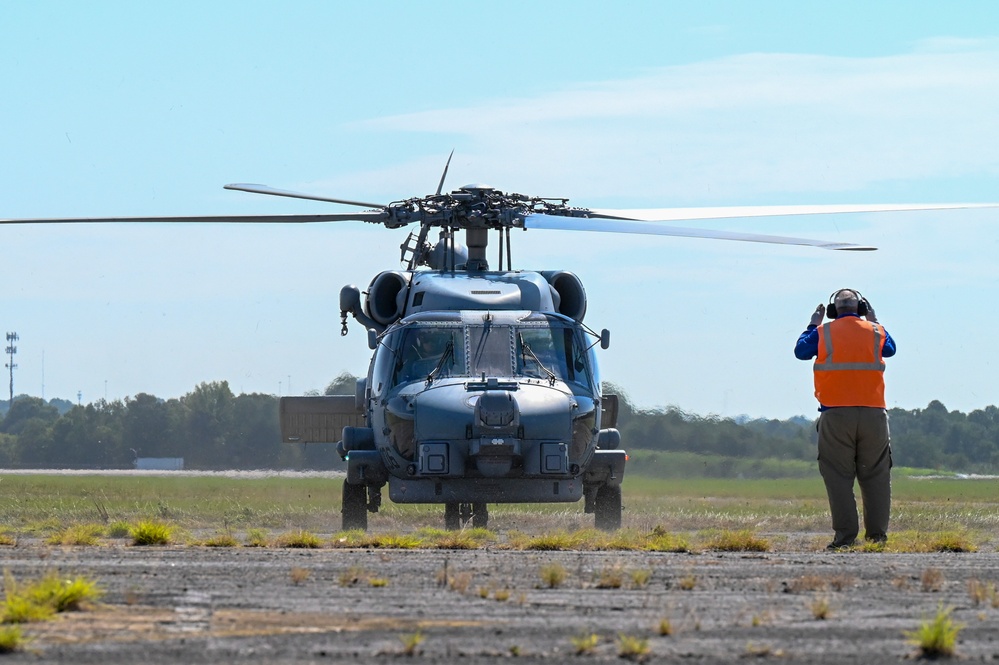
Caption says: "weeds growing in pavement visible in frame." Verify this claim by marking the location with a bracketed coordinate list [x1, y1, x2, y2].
[275, 529, 322, 548]
[289, 567, 310, 585]
[2, 570, 103, 623]
[789, 575, 828, 593]
[571, 633, 600, 655]
[703, 529, 770, 552]
[0, 625, 26, 653]
[809, 595, 832, 620]
[616, 633, 651, 661]
[338, 566, 368, 587]
[677, 573, 698, 591]
[921, 568, 945, 593]
[539, 562, 568, 588]
[966, 579, 995, 607]
[905, 604, 963, 659]
[398, 631, 424, 656]
[629, 569, 652, 589]
[595, 564, 625, 589]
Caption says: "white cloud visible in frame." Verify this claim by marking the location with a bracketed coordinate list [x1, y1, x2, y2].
[342, 44, 999, 205]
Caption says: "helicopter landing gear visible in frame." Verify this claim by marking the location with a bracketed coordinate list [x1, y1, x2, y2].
[341, 481, 367, 531]
[444, 502, 489, 530]
[593, 484, 622, 531]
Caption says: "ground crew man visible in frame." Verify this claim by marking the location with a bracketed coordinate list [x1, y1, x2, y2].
[794, 288, 896, 549]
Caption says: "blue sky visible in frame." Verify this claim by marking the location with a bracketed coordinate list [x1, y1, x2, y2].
[2, 1, 998, 418]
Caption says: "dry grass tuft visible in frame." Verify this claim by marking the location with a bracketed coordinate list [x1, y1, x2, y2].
[539, 562, 568, 589]
[921, 568, 945, 593]
[809, 594, 833, 620]
[703, 529, 769, 552]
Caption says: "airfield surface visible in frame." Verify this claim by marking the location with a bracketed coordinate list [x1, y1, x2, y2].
[4, 544, 999, 663]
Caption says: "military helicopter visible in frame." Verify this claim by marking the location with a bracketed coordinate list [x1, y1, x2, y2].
[4, 159, 996, 531]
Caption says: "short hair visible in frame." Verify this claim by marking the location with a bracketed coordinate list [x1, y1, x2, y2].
[834, 289, 860, 313]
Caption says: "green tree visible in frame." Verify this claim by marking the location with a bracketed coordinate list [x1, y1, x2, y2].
[179, 381, 235, 468]
[123, 393, 175, 459]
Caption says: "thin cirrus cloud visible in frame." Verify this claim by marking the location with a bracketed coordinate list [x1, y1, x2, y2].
[347, 41, 999, 203]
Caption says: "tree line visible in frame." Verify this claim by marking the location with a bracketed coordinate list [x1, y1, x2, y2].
[1, 378, 997, 473]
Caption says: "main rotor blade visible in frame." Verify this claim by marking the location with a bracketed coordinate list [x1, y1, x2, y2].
[587, 202, 999, 222]
[0, 212, 390, 225]
[224, 183, 386, 209]
[523, 214, 875, 251]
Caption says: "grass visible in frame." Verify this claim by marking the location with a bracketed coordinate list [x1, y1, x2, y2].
[3, 570, 104, 623]
[703, 529, 770, 552]
[1, 474, 998, 551]
[539, 562, 568, 588]
[130, 520, 174, 545]
[809, 595, 832, 620]
[905, 604, 963, 658]
[616, 633, 651, 661]
[0, 624, 25, 652]
[275, 529, 322, 548]
[46, 523, 104, 546]
[398, 631, 424, 656]
[570, 633, 600, 655]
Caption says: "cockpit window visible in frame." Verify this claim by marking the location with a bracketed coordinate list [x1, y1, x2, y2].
[467, 325, 514, 377]
[391, 326, 464, 386]
[378, 319, 595, 392]
[516, 324, 594, 390]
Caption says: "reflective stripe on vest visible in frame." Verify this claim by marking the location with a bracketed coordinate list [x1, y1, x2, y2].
[813, 322, 886, 372]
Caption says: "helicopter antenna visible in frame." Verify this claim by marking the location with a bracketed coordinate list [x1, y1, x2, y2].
[436, 150, 454, 196]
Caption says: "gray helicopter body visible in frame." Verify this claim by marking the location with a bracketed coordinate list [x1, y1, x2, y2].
[331, 267, 624, 530]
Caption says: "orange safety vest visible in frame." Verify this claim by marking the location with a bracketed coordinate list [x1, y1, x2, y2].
[813, 317, 887, 408]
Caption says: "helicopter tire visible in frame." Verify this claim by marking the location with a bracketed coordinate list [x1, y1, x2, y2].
[471, 502, 488, 529]
[593, 484, 622, 531]
[444, 502, 461, 530]
[341, 482, 368, 532]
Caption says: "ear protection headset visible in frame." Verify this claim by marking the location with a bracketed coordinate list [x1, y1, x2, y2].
[826, 288, 869, 319]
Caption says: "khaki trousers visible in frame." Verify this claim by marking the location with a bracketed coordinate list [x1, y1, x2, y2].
[816, 407, 892, 545]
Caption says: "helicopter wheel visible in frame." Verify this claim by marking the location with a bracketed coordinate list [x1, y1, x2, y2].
[444, 502, 460, 530]
[593, 484, 622, 531]
[341, 481, 368, 532]
[471, 502, 488, 529]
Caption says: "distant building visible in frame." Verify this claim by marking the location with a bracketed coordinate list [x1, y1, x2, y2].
[135, 457, 184, 471]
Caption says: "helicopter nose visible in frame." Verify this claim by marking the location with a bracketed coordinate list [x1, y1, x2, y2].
[476, 390, 519, 429]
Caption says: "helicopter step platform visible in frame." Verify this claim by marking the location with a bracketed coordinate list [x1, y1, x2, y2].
[388, 477, 584, 504]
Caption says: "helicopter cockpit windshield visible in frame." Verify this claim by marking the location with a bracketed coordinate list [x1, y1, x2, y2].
[384, 316, 598, 393]
[392, 327, 462, 386]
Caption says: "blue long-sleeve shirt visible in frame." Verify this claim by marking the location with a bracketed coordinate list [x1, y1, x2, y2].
[794, 313, 896, 360]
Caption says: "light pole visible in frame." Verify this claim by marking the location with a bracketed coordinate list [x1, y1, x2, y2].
[4, 332, 17, 405]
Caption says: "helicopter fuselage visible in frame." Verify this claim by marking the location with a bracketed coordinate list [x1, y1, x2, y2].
[330, 268, 625, 528]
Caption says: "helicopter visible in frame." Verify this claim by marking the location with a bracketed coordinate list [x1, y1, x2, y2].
[4, 159, 997, 531]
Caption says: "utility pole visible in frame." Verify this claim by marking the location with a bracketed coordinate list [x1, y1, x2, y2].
[5, 332, 17, 405]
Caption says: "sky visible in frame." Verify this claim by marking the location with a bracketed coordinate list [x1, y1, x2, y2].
[2, 1, 999, 419]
